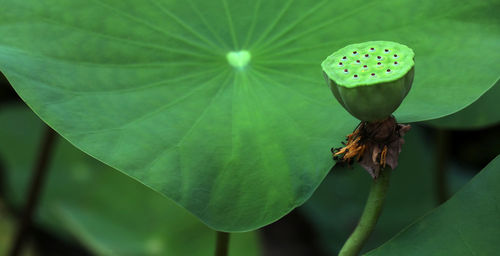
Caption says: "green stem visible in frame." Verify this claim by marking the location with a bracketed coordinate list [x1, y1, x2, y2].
[339, 169, 392, 256]
[9, 127, 57, 256]
[435, 129, 450, 205]
[214, 231, 230, 256]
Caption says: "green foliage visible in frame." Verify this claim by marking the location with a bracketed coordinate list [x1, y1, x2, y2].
[0, 0, 498, 231]
[367, 155, 500, 256]
[0, 105, 259, 256]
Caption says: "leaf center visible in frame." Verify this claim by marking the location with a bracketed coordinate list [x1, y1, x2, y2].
[226, 50, 251, 70]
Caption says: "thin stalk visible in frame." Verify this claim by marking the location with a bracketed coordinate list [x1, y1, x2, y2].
[214, 231, 230, 256]
[9, 127, 57, 256]
[435, 129, 450, 204]
[339, 169, 392, 256]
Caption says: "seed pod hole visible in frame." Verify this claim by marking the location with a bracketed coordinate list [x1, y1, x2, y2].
[356, 60, 361, 63]
[353, 74, 358, 78]
[370, 47, 375, 51]
[353, 51, 358, 55]
[394, 61, 398, 65]
[363, 65, 368, 69]
[384, 49, 390, 53]
[371, 73, 375, 76]
[393, 54, 398, 58]
[339, 62, 343, 66]
[386, 69, 391, 73]
[344, 69, 349, 73]
[364, 54, 369, 58]
[377, 62, 382, 65]
[377, 56, 382, 60]
[342, 56, 347, 60]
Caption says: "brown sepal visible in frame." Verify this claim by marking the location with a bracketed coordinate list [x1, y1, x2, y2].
[333, 116, 411, 178]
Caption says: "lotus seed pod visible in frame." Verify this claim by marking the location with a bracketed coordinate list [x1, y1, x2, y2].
[322, 41, 415, 121]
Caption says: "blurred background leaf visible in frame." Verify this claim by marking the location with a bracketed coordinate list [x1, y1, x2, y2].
[0, 104, 259, 256]
[367, 155, 500, 256]
[1, 0, 498, 231]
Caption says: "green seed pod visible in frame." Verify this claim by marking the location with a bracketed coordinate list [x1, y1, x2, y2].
[322, 41, 415, 121]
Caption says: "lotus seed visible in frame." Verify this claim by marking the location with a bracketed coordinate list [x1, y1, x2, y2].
[363, 65, 368, 68]
[339, 62, 343, 66]
[364, 54, 369, 57]
[385, 49, 389, 52]
[377, 62, 382, 65]
[343, 56, 347, 60]
[371, 73, 375, 76]
[354, 74, 358, 78]
[386, 69, 391, 73]
[370, 47, 375, 51]
[377, 56, 382, 60]
[394, 61, 398, 65]
[344, 69, 348, 73]
[356, 60, 361, 63]
[353, 51, 358, 55]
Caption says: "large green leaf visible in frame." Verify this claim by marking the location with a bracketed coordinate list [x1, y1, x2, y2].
[425, 80, 500, 129]
[0, 0, 498, 231]
[0, 105, 259, 256]
[367, 155, 500, 256]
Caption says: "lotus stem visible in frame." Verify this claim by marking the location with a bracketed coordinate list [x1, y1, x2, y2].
[215, 231, 230, 256]
[339, 169, 392, 256]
